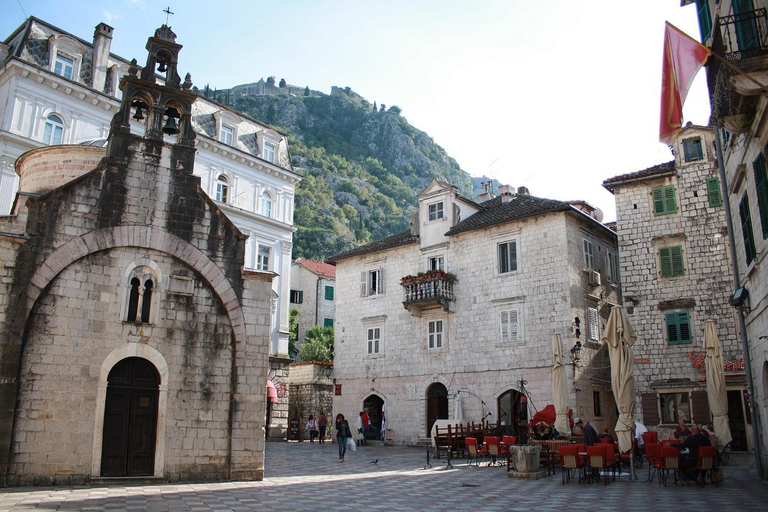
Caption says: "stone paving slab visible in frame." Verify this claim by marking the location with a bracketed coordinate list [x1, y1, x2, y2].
[0, 442, 765, 511]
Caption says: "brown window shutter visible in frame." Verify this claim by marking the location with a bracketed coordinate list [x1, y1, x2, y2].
[641, 393, 660, 426]
[690, 390, 711, 425]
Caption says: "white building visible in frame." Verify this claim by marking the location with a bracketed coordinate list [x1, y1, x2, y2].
[0, 17, 299, 432]
[329, 180, 620, 444]
[290, 258, 336, 354]
[604, 124, 750, 448]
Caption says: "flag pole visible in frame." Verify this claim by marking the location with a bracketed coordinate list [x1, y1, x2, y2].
[706, 50, 768, 96]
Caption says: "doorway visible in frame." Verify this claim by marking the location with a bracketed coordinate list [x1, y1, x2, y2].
[426, 383, 449, 436]
[497, 389, 523, 436]
[727, 389, 748, 451]
[364, 395, 384, 440]
[100, 357, 160, 477]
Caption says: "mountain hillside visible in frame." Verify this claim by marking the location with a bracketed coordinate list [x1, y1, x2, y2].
[216, 87, 492, 260]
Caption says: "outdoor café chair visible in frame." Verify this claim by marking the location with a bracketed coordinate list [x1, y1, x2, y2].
[696, 445, 718, 486]
[559, 445, 585, 485]
[465, 437, 487, 467]
[485, 436, 502, 466]
[641, 431, 659, 446]
[645, 443, 662, 482]
[658, 445, 681, 487]
[586, 445, 609, 485]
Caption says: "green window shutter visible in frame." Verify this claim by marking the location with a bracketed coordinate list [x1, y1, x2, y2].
[666, 312, 692, 345]
[678, 312, 691, 343]
[696, 0, 712, 41]
[707, 177, 722, 207]
[666, 313, 680, 344]
[325, 286, 334, 301]
[652, 187, 665, 215]
[739, 195, 757, 264]
[664, 185, 678, 213]
[754, 153, 768, 238]
[659, 247, 672, 277]
[671, 246, 685, 276]
[323, 318, 334, 328]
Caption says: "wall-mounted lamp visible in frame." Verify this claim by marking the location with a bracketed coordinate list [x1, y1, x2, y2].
[321, 364, 334, 379]
[570, 340, 582, 366]
[624, 296, 638, 314]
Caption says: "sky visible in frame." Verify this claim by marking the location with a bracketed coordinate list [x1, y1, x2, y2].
[1, 0, 711, 222]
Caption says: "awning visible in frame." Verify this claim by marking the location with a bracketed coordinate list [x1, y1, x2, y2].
[267, 380, 278, 403]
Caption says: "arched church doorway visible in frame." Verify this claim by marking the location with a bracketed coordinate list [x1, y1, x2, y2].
[364, 395, 384, 440]
[498, 389, 523, 436]
[100, 357, 160, 476]
[426, 383, 449, 436]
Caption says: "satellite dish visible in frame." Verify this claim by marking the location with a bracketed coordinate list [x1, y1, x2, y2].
[593, 208, 604, 223]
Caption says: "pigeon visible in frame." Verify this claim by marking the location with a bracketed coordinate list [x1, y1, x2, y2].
[370, 459, 378, 464]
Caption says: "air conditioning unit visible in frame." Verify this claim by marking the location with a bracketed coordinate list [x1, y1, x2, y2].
[588, 270, 602, 287]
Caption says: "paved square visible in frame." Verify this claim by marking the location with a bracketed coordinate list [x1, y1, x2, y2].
[0, 441, 765, 511]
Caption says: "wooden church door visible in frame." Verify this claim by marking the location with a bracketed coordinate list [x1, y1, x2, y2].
[101, 357, 159, 477]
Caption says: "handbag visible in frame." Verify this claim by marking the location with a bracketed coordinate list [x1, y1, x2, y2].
[347, 437, 357, 452]
[357, 432, 364, 441]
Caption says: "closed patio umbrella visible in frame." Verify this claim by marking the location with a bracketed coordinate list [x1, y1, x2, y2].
[454, 391, 464, 422]
[602, 306, 636, 454]
[705, 320, 733, 450]
[551, 333, 570, 435]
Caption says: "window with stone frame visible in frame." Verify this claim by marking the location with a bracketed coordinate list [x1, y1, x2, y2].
[659, 245, 685, 278]
[263, 142, 276, 163]
[323, 318, 334, 328]
[499, 308, 521, 343]
[706, 177, 723, 207]
[652, 185, 678, 216]
[215, 174, 229, 203]
[593, 390, 602, 417]
[428, 255, 444, 272]
[325, 285, 334, 301]
[43, 114, 65, 145]
[682, 137, 704, 162]
[367, 326, 381, 355]
[125, 268, 155, 323]
[428, 319, 444, 350]
[753, 153, 768, 239]
[361, 268, 384, 297]
[257, 244, 271, 271]
[428, 201, 444, 221]
[54, 52, 75, 80]
[665, 311, 692, 345]
[583, 239, 595, 269]
[498, 240, 518, 274]
[739, 193, 757, 265]
[659, 392, 691, 424]
[220, 124, 234, 146]
[261, 191, 273, 218]
[290, 289, 303, 304]
[607, 250, 620, 282]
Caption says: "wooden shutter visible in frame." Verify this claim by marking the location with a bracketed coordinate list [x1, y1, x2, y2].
[706, 177, 722, 207]
[683, 139, 694, 162]
[659, 247, 672, 277]
[739, 195, 757, 264]
[754, 153, 768, 238]
[509, 309, 519, 342]
[510, 241, 517, 271]
[378, 268, 384, 294]
[588, 307, 599, 341]
[652, 187, 665, 215]
[690, 390, 711, 425]
[671, 246, 685, 276]
[664, 185, 677, 213]
[696, 0, 712, 41]
[500, 310, 510, 342]
[666, 313, 680, 344]
[360, 271, 368, 297]
[641, 393, 661, 426]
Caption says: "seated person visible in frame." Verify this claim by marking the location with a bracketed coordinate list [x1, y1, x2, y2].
[679, 425, 711, 480]
[574, 418, 600, 446]
[599, 427, 615, 443]
[635, 421, 648, 454]
[532, 421, 558, 440]
[674, 418, 692, 439]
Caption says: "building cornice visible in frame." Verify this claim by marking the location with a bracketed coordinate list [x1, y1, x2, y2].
[196, 136, 301, 185]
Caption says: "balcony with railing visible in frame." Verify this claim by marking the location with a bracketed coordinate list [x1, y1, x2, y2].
[708, 9, 768, 126]
[401, 270, 456, 315]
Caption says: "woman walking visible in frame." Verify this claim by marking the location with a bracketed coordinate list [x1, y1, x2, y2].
[318, 411, 328, 444]
[335, 413, 352, 462]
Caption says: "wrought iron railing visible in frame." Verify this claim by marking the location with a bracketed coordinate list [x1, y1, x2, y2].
[719, 8, 768, 60]
[401, 271, 456, 311]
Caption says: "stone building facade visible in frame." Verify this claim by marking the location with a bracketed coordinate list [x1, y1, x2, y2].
[287, 363, 335, 441]
[604, 124, 750, 447]
[290, 258, 336, 353]
[329, 180, 620, 445]
[682, 0, 768, 472]
[0, 16, 299, 438]
[0, 26, 272, 485]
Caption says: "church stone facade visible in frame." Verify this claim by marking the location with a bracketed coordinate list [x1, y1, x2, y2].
[0, 26, 271, 486]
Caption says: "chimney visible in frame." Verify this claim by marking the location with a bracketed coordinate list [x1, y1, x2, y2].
[498, 184, 514, 203]
[92, 23, 114, 92]
[517, 186, 530, 196]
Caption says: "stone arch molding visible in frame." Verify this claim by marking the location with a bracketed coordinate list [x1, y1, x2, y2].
[91, 343, 169, 477]
[420, 374, 453, 399]
[23, 225, 247, 345]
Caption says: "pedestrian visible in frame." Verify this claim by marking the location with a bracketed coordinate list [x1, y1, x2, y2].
[573, 418, 600, 446]
[380, 413, 386, 441]
[318, 411, 328, 444]
[306, 414, 318, 443]
[357, 411, 368, 446]
[335, 413, 352, 462]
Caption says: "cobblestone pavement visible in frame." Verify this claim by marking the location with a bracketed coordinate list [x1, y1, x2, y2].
[0, 441, 765, 511]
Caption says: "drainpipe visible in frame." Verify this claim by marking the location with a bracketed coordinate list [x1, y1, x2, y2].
[713, 124, 763, 477]
[315, 276, 322, 326]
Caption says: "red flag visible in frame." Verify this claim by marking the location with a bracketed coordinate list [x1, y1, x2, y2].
[659, 22, 711, 144]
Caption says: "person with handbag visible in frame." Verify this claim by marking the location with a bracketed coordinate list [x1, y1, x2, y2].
[335, 413, 352, 462]
[306, 415, 319, 443]
[357, 411, 369, 446]
[318, 411, 328, 444]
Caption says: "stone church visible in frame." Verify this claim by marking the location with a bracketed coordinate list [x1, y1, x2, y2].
[0, 25, 272, 485]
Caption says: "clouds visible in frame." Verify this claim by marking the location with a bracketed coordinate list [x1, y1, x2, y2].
[103, 11, 122, 23]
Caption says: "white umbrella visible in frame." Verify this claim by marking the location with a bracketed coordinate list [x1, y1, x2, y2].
[551, 333, 570, 435]
[454, 392, 464, 422]
[705, 320, 733, 450]
[602, 306, 637, 454]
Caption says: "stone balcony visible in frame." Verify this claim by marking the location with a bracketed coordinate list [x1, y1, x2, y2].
[400, 270, 456, 316]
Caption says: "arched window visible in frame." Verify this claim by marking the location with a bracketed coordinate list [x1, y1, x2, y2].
[261, 190, 273, 218]
[126, 274, 155, 323]
[215, 175, 229, 203]
[43, 114, 64, 145]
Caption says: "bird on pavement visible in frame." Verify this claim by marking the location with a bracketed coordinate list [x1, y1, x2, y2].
[370, 459, 378, 464]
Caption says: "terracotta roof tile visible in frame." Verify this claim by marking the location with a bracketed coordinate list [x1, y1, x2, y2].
[602, 161, 676, 192]
[295, 259, 336, 278]
[327, 231, 419, 263]
[445, 194, 570, 235]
